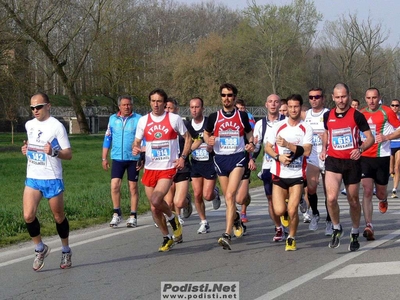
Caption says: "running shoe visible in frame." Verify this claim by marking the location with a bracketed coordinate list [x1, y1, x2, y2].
[348, 233, 360, 252]
[182, 193, 193, 218]
[60, 251, 72, 269]
[340, 188, 347, 196]
[391, 190, 398, 199]
[126, 216, 137, 228]
[169, 213, 183, 243]
[309, 214, 320, 231]
[197, 221, 210, 234]
[218, 233, 231, 250]
[233, 211, 244, 238]
[363, 224, 375, 241]
[299, 196, 307, 213]
[109, 214, 122, 228]
[178, 215, 184, 225]
[241, 213, 248, 223]
[273, 226, 284, 242]
[328, 226, 343, 248]
[213, 187, 221, 210]
[303, 211, 311, 223]
[33, 244, 51, 271]
[285, 237, 297, 251]
[325, 221, 333, 236]
[378, 199, 388, 213]
[280, 211, 290, 228]
[158, 237, 174, 252]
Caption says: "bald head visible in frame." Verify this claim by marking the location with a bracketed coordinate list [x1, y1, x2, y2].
[266, 94, 280, 103]
[265, 94, 281, 115]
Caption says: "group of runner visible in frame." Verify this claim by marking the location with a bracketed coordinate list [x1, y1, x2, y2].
[21, 81, 400, 271]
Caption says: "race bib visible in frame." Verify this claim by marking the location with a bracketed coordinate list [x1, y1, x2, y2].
[331, 127, 353, 150]
[27, 144, 46, 165]
[151, 141, 170, 161]
[219, 130, 239, 153]
[192, 143, 210, 161]
[360, 124, 376, 142]
[312, 129, 324, 146]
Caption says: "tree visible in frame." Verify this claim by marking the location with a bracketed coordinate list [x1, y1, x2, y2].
[320, 15, 363, 86]
[350, 15, 389, 88]
[0, 0, 115, 133]
[239, 0, 322, 95]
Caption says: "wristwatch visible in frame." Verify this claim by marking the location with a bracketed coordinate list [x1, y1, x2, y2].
[359, 148, 363, 153]
[181, 154, 187, 160]
[274, 154, 279, 161]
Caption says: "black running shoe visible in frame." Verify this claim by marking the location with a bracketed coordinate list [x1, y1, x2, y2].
[348, 233, 360, 252]
[218, 233, 231, 250]
[328, 226, 343, 248]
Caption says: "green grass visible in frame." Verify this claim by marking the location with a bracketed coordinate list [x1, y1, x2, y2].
[0, 132, 264, 247]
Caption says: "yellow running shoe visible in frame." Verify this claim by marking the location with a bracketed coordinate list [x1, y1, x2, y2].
[280, 211, 290, 228]
[233, 211, 244, 238]
[285, 237, 297, 251]
[158, 237, 174, 252]
[169, 213, 183, 242]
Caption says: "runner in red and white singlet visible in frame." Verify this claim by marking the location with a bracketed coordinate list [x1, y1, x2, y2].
[359, 88, 400, 241]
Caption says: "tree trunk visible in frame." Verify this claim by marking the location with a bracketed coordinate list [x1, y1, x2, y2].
[65, 86, 90, 134]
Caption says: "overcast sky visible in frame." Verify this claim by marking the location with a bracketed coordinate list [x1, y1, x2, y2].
[180, 0, 400, 47]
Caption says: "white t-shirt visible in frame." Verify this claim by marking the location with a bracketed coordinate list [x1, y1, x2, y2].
[25, 117, 70, 179]
[267, 118, 313, 179]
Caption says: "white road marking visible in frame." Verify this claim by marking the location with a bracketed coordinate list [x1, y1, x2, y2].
[254, 230, 400, 300]
[0, 225, 152, 268]
[324, 261, 400, 279]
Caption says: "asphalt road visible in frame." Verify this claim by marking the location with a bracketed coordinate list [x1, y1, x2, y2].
[2, 184, 400, 300]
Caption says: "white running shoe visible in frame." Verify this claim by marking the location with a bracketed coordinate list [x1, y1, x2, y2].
[182, 193, 193, 218]
[33, 244, 51, 271]
[213, 187, 221, 210]
[178, 215, 184, 225]
[309, 214, 320, 231]
[299, 196, 307, 213]
[126, 216, 137, 228]
[325, 221, 333, 236]
[303, 211, 311, 223]
[197, 221, 210, 234]
[109, 214, 122, 228]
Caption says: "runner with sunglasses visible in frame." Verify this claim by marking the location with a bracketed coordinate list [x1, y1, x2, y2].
[303, 88, 331, 235]
[21, 92, 73, 271]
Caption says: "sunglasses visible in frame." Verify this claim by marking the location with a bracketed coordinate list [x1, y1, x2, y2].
[221, 93, 234, 98]
[309, 95, 322, 100]
[391, 104, 399, 107]
[30, 103, 48, 111]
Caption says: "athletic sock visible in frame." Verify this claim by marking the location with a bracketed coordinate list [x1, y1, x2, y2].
[308, 193, 319, 215]
[35, 241, 45, 252]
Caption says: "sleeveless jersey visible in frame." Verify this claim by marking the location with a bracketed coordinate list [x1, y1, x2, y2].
[361, 105, 400, 157]
[326, 108, 360, 159]
[212, 109, 246, 155]
[142, 112, 180, 170]
[304, 108, 329, 157]
[187, 117, 213, 163]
